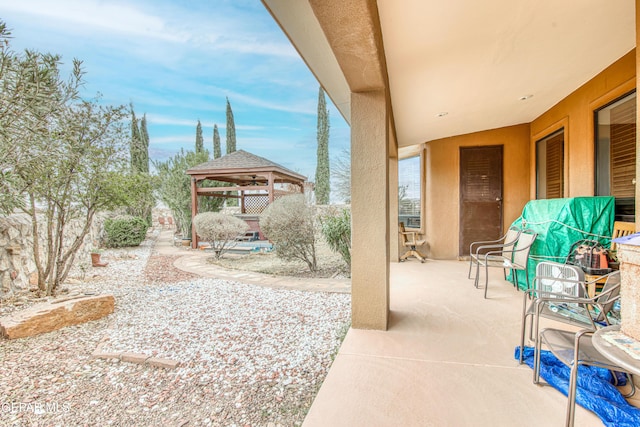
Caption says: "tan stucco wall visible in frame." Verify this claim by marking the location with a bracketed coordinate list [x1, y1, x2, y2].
[424, 124, 531, 259]
[351, 90, 390, 330]
[421, 51, 636, 260]
[530, 49, 636, 198]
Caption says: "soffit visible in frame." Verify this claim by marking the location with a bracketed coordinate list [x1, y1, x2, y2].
[378, 0, 636, 147]
[263, 1, 636, 149]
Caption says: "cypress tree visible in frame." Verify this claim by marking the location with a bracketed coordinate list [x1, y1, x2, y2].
[315, 86, 330, 204]
[213, 124, 222, 159]
[139, 113, 150, 173]
[129, 103, 142, 171]
[226, 97, 236, 154]
[128, 104, 153, 225]
[195, 119, 204, 154]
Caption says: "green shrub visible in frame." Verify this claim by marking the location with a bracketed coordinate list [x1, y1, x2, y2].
[260, 194, 317, 272]
[103, 215, 148, 248]
[193, 212, 248, 259]
[320, 208, 351, 268]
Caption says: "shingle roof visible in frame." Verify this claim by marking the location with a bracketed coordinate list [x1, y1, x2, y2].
[186, 150, 306, 181]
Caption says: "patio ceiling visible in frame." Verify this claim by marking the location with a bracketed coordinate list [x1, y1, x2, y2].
[263, 0, 636, 149]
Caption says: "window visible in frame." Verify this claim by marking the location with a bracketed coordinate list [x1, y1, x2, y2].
[595, 91, 636, 221]
[536, 129, 564, 199]
[399, 155, 422, 228]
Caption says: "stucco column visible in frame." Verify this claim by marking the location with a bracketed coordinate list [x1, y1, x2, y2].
[389, 153, 399, 262]
[351, 90, 390, 330]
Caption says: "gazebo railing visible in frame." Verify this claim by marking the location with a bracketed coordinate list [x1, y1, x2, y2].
[244, 194, 270, 214]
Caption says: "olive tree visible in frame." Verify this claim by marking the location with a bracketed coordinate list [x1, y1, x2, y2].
[0, 21, 140, 295]
[260, 194, 317, 272]
[20, 100, 131, 295]
[193, 212, 248, 259]
[0, 21, 83, 214]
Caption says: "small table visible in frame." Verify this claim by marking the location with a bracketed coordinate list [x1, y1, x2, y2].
[592, 325, 640, 376]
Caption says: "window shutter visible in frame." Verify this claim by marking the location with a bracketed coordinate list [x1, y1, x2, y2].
[610, 99, 636, 198]
[545, 133, 564, 199]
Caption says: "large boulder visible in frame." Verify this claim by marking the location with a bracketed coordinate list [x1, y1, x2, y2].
[0, 294, 115, 339]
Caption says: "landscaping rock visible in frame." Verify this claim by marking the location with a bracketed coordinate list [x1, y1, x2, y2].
[1, 230, 350, 426]
[0, 294, 115, 339]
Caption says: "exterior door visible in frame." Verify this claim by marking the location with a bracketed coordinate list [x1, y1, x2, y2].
[459, 146, 503, 257]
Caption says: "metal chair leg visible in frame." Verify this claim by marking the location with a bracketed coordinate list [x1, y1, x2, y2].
[483, 263, 490, 298]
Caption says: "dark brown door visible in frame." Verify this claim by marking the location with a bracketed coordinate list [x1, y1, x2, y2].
[459, 146, 503, 256]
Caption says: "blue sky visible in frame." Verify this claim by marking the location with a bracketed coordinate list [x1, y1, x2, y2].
[0, 0, 350, 184]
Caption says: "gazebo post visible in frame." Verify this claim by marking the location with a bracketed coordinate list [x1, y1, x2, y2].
[240, 190, 245, 214]
[268, 172, 275, 204]
[190, 177, 198, 249]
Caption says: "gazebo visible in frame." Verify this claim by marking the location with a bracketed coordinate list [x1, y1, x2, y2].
[185, 150, 307, 248]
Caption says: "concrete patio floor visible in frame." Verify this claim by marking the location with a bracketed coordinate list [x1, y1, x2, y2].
[303, 259, 615, 426]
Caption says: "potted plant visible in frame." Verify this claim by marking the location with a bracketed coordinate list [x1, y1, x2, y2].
[90, 249, 108, 267]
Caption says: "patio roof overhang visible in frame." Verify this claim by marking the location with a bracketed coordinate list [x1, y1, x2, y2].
[262, 0, 636, 150]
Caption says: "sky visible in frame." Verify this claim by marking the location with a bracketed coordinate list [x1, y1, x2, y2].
[0, 0, 350, 189]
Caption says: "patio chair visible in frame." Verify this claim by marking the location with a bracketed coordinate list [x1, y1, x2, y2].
[611, 220, 636, 253]
[399, 222, 426, 263]
[534, 327, 634, 427]
[475, 229, 537, 298]
[468, 227, 521, 281]
[521, 266, 620, 364]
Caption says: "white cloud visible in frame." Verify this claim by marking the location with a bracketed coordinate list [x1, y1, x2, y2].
[146, 115, 198, 127]
[151, 135, 195, 145]
[146, 114, 264, 131]
[201, 85, 316, 115]
[0, 0, 187, 42]
[202, 38, 298, 58]
[0, 0, 297, 59]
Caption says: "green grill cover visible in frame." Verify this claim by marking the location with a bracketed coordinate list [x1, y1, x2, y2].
[508, 196, 615, 290]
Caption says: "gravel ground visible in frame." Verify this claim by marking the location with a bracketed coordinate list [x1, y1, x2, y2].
[0, 232, 351, 427]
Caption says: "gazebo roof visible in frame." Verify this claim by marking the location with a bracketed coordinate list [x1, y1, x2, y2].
[186, 149, 306, 183]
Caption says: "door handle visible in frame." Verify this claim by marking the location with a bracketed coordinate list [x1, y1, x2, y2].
[496, 197, 502, 202]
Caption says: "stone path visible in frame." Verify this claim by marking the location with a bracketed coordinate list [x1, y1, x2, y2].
[155, 229, 351, 294]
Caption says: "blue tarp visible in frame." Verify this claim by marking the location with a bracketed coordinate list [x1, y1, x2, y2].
[508, 197, 615, 289]
[516, 346, 640, 426]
